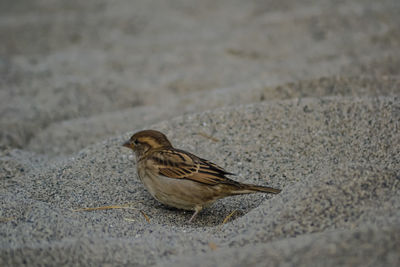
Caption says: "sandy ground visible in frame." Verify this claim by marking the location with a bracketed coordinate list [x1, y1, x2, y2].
[1, 0, 399, 266]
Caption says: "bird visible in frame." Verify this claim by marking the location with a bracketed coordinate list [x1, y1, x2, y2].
[122, 130, 281, 223]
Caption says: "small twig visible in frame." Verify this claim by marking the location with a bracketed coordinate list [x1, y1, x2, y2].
[71, 204, 138, 212]
[71, 202, 144, 212]
[124, 212, 151, 224]
[221, 210, 237, 225]
[73, 203, 151, 223]
[0, 217, 15, 222]
[197, 132, 219, 142]
[139, 210, 151, 223]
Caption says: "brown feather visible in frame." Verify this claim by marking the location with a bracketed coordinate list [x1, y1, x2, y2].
[148, 149, 237, 186]
[230, 184, 281, 194]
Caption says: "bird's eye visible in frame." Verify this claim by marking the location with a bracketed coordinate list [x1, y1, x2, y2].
[133, 139, 139, 145]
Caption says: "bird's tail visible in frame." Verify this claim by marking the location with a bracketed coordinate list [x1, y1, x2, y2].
[232, 183, 281, 195]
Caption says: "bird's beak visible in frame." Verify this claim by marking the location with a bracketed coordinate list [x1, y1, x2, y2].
[122, 140, 132, 148]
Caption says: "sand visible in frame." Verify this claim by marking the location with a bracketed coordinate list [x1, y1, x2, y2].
[1, 0, 399, 266]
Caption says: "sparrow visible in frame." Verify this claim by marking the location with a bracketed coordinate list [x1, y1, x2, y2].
[123, 130, 281, 223]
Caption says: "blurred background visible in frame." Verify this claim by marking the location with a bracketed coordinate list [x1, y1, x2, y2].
[1, 0, 399, 156]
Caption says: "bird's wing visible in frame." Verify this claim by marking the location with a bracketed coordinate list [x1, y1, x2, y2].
[148, 149, 235, 185]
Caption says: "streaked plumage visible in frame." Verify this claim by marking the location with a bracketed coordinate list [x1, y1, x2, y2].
[123, 130, 281, 222]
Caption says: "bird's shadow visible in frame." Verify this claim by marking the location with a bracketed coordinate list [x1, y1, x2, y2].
[136, 193, 270, 227]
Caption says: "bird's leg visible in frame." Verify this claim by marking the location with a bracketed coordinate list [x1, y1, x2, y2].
[188, 206, 202, 223]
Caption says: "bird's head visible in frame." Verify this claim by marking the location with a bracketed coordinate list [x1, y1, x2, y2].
[123, 130, 172, 158]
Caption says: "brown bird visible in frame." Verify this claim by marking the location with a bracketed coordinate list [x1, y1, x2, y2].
[123, 130, 281, 223]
